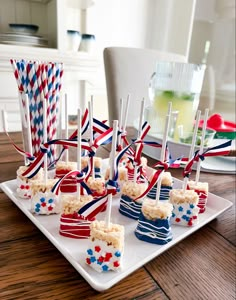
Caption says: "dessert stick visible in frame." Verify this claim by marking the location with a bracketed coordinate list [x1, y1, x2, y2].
[135, 104, 174, 244]
[77, 108, 81, 198]
[155, 102, 172, 205]
[134, 98, 145, 183]
[106, 119, 118, 227]
[88, 98, 95, 179]
[86, 121, 125, 272]
[183, 110, 201, 191]
[195, 109, 209, 184]
[25, 94, 33, 161]
[117, 97, 124, 147]
[43, 98, 48, 185]
[184, 109, 209, 214]
[65, 93, 69, 163]
[120, 94, 130, 148]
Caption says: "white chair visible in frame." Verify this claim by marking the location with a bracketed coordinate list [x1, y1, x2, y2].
[103, 47, 187, 125]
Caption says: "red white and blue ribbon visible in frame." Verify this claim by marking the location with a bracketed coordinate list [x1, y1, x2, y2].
[51, 170, 87, 195]
[92, 118, 110, 134]
[6, 131, 35, 164]
[78, 195, 108, 219]
[134, 168, 166, 201]
[22, 138, 90, 178]
[183, 140, 233, 178]
[113, 143, 133, 181]
[88, 127, 113, 156]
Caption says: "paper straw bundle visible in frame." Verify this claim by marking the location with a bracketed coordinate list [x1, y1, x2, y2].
[10, 59, 64, 165]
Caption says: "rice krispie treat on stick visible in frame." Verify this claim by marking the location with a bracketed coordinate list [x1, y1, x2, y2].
[81, 156, 103, 178]
[55, 161, 77, 193]
[170, 189, 200, 226]
[86, 176, 106, 198]
[187, 180, 208, 213]
[126, 156, 148, 182]
[119, 181, 147, 220]
[86, 220, 124, 272]
[135, 198, 173, 244]
[16, 166, 43, 199]
[105, 166, 128, 194]
[31, 179, 61, 215]
[147, 171, 173, 200]
[60, 194, 94, 238]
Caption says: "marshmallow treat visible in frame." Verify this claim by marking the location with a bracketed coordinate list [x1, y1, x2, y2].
[119, 181, 147, 220]
[135, 198, 173, 245]
[60, 194, 94, 238]
[170, 189, 200, 226]
[86, 220, 124, 272]
[31, 179, 60, 215]
[16, 166, 43, 199]
[187, 180, 209, 213]
[147, 171, 173, 200]
[55, 161, 77, 193]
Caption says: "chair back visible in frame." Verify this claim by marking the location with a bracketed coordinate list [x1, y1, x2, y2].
[103, 47, 186, 125]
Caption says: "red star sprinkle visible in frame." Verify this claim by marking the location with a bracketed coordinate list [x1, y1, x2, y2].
[104, 253, 112, 261]
[95, 246, 101, 252]
[192, 215, 197, 219]
[188, 220, 193, 226]
[41, 202, 46, 207]
[98, 256, 104, 263]
[26, 186, 30, 190]
[48, 206, 53, 211]
[86, 258, 91, 265]
[113, 261, 120, 267]
[176, 218, 181, 222]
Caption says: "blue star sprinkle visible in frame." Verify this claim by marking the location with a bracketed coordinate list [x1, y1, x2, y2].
[87, 249, 93, 255]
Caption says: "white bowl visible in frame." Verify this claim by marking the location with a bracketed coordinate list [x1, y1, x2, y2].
[9, 23, 39, 35]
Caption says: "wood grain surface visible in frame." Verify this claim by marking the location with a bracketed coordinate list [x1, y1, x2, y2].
[0, 131, 235, 300]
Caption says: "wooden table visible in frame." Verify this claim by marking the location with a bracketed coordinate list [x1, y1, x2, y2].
[0, 131, 235, 300]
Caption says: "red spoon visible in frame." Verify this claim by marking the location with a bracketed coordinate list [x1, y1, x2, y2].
[199, 113, 236, 132]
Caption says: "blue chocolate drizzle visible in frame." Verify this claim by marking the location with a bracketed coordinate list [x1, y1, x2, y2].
[135, 212, 172, 245]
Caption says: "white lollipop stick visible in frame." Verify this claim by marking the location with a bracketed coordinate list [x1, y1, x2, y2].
[25, 94, 33, 160]
[195, 109, 209, 184]
[183, 110, 201, 191]
[65, 94, 69, 163]
[155, 102, 172, 205]
[43, 99, 48, 185]
[118, 98, 124, 146]
[121, 94, 130, 147]
[77, 108, 81, 199]
[155, 114, 171, 205]
[88, 99, 94, 178]
[106, 120, 119, 228]
[160, 102, 172, 162]
[138, 98, 145, 136]
[134, 98, 145, 183]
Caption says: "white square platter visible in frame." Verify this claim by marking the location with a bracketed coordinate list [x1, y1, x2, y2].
[0, 174, 232, 292]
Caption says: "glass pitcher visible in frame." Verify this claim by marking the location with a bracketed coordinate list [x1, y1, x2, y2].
[147, 61, 206, 141]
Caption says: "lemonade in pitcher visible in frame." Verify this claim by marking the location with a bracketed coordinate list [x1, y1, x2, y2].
[148, 62, 206, 141]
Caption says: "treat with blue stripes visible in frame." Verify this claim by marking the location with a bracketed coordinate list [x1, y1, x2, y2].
[119, 181, 148, 220]
[147, 171, 173, 200]
[135, 198, 173, 245]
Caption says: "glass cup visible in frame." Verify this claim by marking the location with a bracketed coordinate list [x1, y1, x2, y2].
[148, 62, 206, 141]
